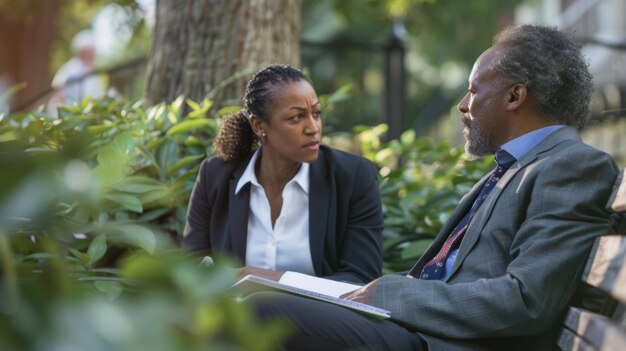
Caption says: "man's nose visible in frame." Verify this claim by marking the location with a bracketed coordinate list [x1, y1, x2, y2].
[457, 93, 469, 113]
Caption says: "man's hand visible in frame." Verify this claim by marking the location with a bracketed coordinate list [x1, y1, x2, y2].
[238, 266, 285, 282]
[340, 278, 380, 304]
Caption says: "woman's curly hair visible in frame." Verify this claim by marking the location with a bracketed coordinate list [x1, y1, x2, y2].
[492, 24, 593, 129]
[213, 64, 307, 161]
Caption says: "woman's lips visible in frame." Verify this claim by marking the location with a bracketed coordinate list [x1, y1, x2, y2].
[305, 141, 319, 150]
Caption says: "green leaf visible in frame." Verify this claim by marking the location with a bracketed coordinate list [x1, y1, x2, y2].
[325, 83, 353, 105]
[119, 254, 168, 282]
[146, 103, 166, 121]
[93, 132, 134, 186]
[186, 98, 213, 119]
[110, 224, 156, 254]
[166, 119, 214, 136]
[86, 124, 114, 135]
[113, 176, 164, 193]
[69, 248, 91, 265]
[169, 96, 185, 122]
[104, 193, 143, 213]
[96, 144, 119, 167]
[136, 208, 171, 222]
[94, 280, 123, 300]
[112, 131, 135, 155]
[186, 99, 202, 112]
[87, 234, 107, 264]
[139, 187, 171, 205]
[0, 130, 19, 142]
[166, 154, 204, 177]
[216, 105, 241, 117]
[156, 138, 178, 180]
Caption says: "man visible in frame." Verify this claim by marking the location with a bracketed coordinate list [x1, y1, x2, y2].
[51, 30, 106, 105]
[253, 24, 619, 350]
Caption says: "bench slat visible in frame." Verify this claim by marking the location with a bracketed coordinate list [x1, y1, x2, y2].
[561, 307, 626, 350]
[559, 170, 626, 350]
[609, 169, 625, 213]
[583, 235, 626, 304]
[558, 327, 596, 351]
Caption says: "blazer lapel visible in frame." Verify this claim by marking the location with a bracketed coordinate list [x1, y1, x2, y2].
[309, 150, 330, 275]
[448, 160, 528, 279]
[228, 155, 253, 263]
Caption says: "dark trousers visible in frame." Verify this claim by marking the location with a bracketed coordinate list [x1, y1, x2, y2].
[251, 292, 426, 351]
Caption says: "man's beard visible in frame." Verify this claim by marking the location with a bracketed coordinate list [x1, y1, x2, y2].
[463, 117, 491, 159]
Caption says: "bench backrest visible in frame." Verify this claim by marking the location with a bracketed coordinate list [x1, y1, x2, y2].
[558, 169, 626, 350]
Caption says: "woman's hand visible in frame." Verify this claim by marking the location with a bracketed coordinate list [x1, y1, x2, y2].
[237, 266, 285, 282]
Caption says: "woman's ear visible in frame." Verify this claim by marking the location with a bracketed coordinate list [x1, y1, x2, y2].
[506, 83, 527, 111]
[249, 115, 265, 137]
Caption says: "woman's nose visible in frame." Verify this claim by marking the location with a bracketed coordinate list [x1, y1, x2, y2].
[304, 115, 319, 134]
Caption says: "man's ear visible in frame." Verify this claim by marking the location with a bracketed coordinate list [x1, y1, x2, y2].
[506, 83, 527, 111]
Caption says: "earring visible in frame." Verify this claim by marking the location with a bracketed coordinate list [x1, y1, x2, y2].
[262, 132, 266, 137]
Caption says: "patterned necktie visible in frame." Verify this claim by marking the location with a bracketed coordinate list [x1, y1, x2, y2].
[413, 150, 516, 280]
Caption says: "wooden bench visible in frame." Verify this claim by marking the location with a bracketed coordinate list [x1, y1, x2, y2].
[557, 169, 626, 350]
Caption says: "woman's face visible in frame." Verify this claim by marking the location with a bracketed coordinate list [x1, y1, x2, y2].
[259, 80, 322, 164]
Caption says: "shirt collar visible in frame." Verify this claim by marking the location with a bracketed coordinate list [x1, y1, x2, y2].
[500, 125, 565, 161]
[291, 162, 310, 194]
[235, 148, 261, 194]
[235, 148, 310, 195]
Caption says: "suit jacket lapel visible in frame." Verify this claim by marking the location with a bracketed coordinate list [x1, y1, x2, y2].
[448, 161, 527, 279]
[309, 149, 330, 275]
[410, 175, 490, 273]
[447, 126, 580, 279]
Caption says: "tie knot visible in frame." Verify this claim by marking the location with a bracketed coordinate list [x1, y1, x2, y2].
[495, 149, 516, 169]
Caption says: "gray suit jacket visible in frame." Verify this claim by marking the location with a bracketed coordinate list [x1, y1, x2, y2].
[372, 127, 619, 350]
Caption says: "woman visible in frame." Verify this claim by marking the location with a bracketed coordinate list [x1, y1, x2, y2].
[182, 64, 383, 284]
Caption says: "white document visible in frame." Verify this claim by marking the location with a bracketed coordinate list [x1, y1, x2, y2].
[232, 272, 390, 319]
[278, 271, 362, 297]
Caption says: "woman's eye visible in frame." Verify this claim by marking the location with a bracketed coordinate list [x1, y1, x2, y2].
[313, 110, 322, 119]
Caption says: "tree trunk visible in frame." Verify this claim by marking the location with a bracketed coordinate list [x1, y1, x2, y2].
[144, 0, 301, 107]
[0, 0, 60, 112]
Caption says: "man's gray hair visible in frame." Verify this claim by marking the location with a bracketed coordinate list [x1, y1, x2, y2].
[491, 24, 593, 129]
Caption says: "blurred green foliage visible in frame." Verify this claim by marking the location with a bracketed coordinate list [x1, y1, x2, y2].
[0, 95, 492, 347]
[0, 97, 288, 350]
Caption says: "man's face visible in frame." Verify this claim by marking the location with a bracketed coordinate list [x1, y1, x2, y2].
[79, 48, 96, 66]
[457, 48, 510, 158]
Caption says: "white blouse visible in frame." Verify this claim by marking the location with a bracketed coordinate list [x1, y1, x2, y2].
[235, 149, 314, 275]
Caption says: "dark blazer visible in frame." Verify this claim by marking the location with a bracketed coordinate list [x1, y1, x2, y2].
[371, 127, 619, 350]
[182, 145, 384, 284]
